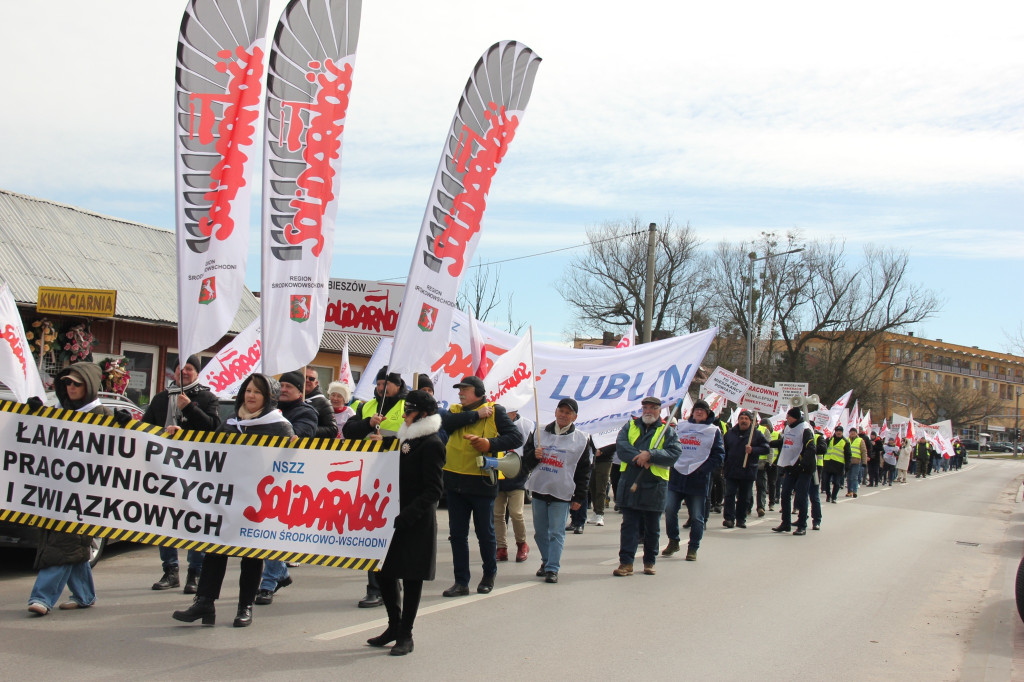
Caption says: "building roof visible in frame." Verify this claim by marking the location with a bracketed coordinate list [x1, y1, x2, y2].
[321, 331, 380, 357]
[881, 332, 1023, 366]
[0, 189, 258, 332]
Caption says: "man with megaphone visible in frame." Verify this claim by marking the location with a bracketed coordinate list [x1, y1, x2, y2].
[520, 399, 594, 584]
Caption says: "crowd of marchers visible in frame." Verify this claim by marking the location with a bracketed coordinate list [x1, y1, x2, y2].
[16, 360, 967, 657]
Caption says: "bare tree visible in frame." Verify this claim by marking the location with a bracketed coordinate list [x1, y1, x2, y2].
[906, 380, 1001, 427]
[456, 260, 526, 335]
[557, 216, 709, 339]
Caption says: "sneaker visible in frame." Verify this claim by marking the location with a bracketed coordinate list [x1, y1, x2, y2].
[593, 515, 605, 526]
[643, 564, 656, 575]
[661, 539, 680, 556]
[254, 590, 274, 606]
[685, 548, 697, 561]
[58, 601, 90, 610]
[612, 564, 633, 577]
[496, 547, 509, 562]
[27, 602, 49, 616]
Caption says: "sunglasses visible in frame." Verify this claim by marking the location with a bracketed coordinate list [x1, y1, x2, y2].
[403, 408, 418, 415]
[62, 377, 85, 387]
[305, 376, 317, 382]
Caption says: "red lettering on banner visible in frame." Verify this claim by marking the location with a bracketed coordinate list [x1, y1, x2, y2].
[538, 455, 564, 469]
[431, 342, 507, 379]
[188, 46, 265, 243]
[430, 103, 520, 277]
[487, 362, 532, 403]
[679, 437, 703, 447]
[2, 324, 28, 377]
[324, 290, 398, 333]
[207, 340, 262, 393]
[276, 59, 354, 258]
[243, 459, 390, 532]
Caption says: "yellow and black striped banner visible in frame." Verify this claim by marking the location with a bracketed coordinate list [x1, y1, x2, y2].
[0, 399, 397, 570]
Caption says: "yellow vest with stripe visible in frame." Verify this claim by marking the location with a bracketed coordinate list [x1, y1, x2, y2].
[825, 437, 848, 464]
[359, 398, 405, 437]
[814, 434, 824, 467]
[849, 436, 864, 463]
[757, 424, 771, 461]
[443, 402, 502, 477]
[621, 420, 670, 481]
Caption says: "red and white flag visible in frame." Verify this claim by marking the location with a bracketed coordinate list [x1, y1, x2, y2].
[388, 41, 542, 381]
[339, 335, 355, 388]
[468, 310, 489, 378]
[483, 327, 534, 412]
[616, 322, 636, 349]
[198, 318, 261, 398]
[905, 412, 915, 443]
[175, 0, 270, 363]
[0, 284, 46, 403]
[260, 0, 361, 374]
[824, 389, 853, 437]
[860, 409, 872, 433]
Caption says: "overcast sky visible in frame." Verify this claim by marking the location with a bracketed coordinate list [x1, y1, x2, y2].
[2, 0, 1021, 352]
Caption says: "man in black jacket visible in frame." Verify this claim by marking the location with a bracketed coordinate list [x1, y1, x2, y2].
[772, 407, 818, 536]
[722, 411, 769, 529]
[142, 355, 221, 593]
[304, 368, 339, 438]
[276, 372, 319, 439]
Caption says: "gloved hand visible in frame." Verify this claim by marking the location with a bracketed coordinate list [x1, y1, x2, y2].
[26, 396, 45, 412]
[113, 408, 133, 426]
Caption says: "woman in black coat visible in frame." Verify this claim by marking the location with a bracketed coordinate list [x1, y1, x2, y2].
[367, 389, 445, 656]
[173, 374, 293, 628]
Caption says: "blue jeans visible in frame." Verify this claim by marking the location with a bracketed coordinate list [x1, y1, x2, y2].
[29, 561, 95, 610]
[723, 478, 753, 523]
[260, 559, 290, 592]
[159, 546, 204, 572]
[665, 488, 706, 550]
[664, 488, 685, 541]
[847, 463, 862, 494]
[447, 490, 497, 586]
[619, 508, 663, 566]
[532, 498, 570, 573]
[807, 476, 822, 525]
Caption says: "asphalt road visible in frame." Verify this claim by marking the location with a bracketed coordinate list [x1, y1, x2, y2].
[1, 458, 1022, 681]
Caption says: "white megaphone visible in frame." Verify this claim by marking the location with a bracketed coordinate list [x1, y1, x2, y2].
[478, 452, 523, 483]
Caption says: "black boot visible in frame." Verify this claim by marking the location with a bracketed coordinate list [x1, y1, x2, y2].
[234, 602, 253, 627]
[153, 567, 180, 591]
[172, 596, 215, 625]
[390, 636, 414, 656]
[183, 569, 199, 595]
[367, 623, 400, 647]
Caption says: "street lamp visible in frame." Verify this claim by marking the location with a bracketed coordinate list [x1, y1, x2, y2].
[745, 247, 804, 379]
[1014, 388, 1021, 457]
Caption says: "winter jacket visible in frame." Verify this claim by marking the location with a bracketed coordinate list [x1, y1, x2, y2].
[722, 425, 769, 480]
[34, 363, 112, 570]
[441, 399, 523, 498]
[343, 382, 409, 439]
[522, 422, 594, 504]
[142, 381, 221, 432]
[279, 399, 319, 438]
[305, 388, 339, 439]
[616, 416, 683, 511]
[667, 412, 725, 497]
[380, 414, 445, 581]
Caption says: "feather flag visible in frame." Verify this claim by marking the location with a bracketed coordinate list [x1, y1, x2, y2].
[261, 0, 361, 374]
[388, 41, 542, 380]
[175, 0, 270, 362]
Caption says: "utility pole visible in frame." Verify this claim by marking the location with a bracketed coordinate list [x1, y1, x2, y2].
[642, 222, 656, 344]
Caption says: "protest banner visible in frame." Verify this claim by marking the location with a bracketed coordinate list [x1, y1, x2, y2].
[0, 401, 398, 569]
[704, 367, 751, 403]
[261, 0, 362, 374]
[774, 382, 808, 403]
[739, 382, 780, 415]
[324, 279, 405, 338]
[175, 0, 269, 362]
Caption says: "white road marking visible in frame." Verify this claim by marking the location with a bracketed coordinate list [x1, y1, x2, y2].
[312, 581, 541, 641]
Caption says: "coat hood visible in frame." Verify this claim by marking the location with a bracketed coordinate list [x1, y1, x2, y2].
[235, 373, 280, 416]
[55, 362, 103, 409]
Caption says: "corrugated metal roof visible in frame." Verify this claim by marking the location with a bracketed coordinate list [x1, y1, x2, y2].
[321, 331, 380, 357]
[0, 189, 258, 332]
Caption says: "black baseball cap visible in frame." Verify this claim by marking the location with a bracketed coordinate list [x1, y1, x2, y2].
[556, 398, 579, 413]
[453, 376, 486, 397]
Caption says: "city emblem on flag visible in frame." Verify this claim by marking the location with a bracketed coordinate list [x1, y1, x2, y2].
[290, 295, 311, 323]
[198, 276, 217, 305]
[417, 303, 438, 332]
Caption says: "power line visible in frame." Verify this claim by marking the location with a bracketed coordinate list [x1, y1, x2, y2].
[378, 229, 645, 283]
